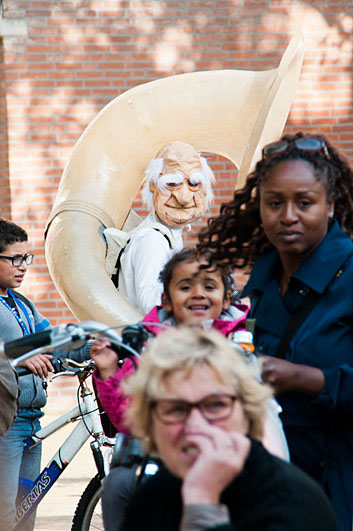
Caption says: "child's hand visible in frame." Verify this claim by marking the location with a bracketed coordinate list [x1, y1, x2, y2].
[18, 354, 54, 378]
[90, 339, 119, 381]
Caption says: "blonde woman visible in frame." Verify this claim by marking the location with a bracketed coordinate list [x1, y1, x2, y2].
[121, 326, 339, 531]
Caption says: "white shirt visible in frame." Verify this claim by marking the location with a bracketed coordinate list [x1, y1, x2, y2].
[119, 213, 184, 314]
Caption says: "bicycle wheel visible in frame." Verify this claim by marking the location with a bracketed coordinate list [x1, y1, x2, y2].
[71, 474, 103, 531]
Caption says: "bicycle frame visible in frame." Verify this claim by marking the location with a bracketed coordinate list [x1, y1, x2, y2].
[14, 371, 114, 529]
[2, 320, 143, 530]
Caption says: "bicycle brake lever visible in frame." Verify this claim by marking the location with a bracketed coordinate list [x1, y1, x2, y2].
[49, 370, 77, 382]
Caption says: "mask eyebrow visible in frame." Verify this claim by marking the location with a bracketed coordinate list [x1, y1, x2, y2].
[157, 173, 184, 193]
[189, 171, 206, 186]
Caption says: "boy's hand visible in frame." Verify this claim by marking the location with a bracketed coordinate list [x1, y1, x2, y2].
[90, 339, 119, 381]
[18, 354, 54, 378]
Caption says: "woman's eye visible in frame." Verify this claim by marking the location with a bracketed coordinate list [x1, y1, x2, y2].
[205, 399, 227, 412]
[167, 183, 179, 189]
[188, 182, 200, 189]
[165, 404, 187, 416]
[298, 200, 311, 207]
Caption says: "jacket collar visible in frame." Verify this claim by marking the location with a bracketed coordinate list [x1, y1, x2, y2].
[142, 303, 248, 335]
[242, 221, 353, 296]
[142, 305, 174, 336]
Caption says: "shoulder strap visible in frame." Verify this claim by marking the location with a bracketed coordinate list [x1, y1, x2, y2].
[111, 243, 130, 288]
[275, 290, 319, 359]
[134, 220, 175, 250]
[275, 248, 353, 359]
[150, 226, 174, 249]
[111, 225, 175, 289]
[9, 290, 35, 334]
[11, 290, 35, 314]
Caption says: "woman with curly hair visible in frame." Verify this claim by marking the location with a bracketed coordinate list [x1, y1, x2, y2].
[198, 132, 353, 531]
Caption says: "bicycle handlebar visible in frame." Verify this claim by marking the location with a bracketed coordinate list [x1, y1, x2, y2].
[15, 356, 70, 378]
[0, 324, 91, 359]
[1, 321, 144, 368]
[3, 329, 53, 358]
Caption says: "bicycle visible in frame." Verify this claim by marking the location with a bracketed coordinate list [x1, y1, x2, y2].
[1, 320, 147, 531]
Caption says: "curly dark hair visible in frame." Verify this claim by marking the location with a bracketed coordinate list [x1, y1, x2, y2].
[198, 131, 353, 271]
[0, 218, 27, 253]
[159, 246, 233, 299]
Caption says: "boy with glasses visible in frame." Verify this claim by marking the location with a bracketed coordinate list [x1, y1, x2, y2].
[0, 218, 92, 531]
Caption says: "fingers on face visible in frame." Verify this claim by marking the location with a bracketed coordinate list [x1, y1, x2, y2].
[91, 340, 112, 354]
[184, 425, 241, 455]
[96, 339, 111, 348]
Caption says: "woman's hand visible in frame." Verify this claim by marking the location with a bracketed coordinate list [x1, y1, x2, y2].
[90, 339, 119, 381]
[261, 356, 325, 396]
[181, 424, 251, 504]
[18, 354, 54, 378]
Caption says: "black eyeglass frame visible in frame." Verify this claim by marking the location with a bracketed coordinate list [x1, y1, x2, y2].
[262, 137, 330, 160]
[0, 254, 34, 267]
[152, 393, 238, 424]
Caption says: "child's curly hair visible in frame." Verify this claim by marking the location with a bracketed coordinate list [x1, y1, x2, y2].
[159, 246, 233, 300]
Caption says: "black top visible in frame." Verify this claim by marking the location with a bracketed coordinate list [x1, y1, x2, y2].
[123, 440, 339, 530]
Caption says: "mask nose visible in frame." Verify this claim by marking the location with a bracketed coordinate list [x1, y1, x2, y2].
[173, 182, 194, 206]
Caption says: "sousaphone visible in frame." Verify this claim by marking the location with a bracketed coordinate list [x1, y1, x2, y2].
[45, 32, 304, 326]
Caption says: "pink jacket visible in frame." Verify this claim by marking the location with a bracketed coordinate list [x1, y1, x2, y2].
[93, 303, 249, 433]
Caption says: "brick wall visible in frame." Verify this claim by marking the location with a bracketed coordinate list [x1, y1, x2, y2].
[1, 1, 352, 400]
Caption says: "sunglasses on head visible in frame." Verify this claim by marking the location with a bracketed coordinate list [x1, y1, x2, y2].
[262, 137, 330, 160]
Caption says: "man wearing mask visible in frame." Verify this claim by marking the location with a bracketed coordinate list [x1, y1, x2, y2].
[109, 141, 215, 315]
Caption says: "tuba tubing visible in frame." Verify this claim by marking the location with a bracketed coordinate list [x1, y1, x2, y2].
[45, 32, 304, 326]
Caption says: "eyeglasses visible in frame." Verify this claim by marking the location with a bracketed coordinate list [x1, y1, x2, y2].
[262, 137, 330, 160]
[152, 393, 238, 424]
[0, 254, 34, 267]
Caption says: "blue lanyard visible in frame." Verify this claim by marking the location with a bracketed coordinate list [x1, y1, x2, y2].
[0, 290, 33, 336]
[9, 290, 34, 334]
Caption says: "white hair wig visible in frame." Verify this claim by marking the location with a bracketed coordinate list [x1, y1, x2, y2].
[141, 155, 215, 212]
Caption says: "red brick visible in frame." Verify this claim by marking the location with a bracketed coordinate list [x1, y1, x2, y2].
[0, 0, 352, 333]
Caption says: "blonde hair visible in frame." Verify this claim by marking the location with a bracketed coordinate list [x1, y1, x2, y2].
[123, 326, 272, 452]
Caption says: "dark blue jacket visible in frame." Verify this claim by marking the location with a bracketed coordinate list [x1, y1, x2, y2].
[242, 221, 353, 531]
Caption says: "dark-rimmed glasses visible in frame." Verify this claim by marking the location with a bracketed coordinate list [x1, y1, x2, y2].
[0, 254, 34, 267]
[262, 137, 330, 160]
[152, 393, 238, 424]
